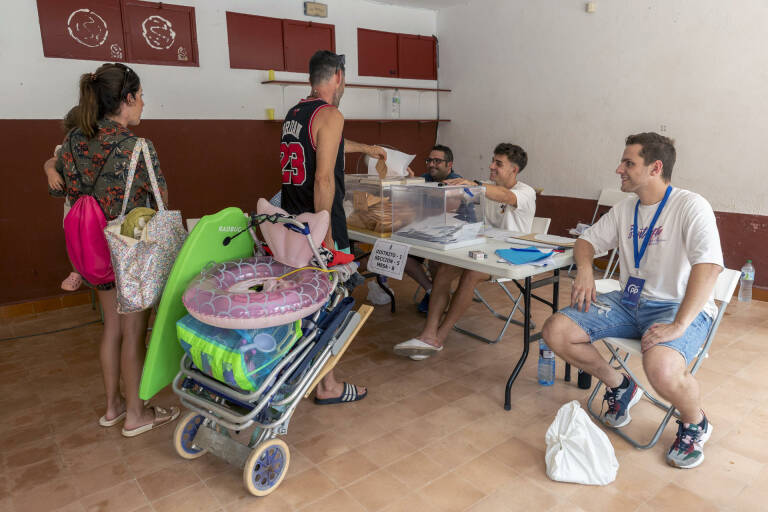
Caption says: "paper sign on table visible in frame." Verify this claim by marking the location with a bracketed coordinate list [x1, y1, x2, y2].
[367, 148, 416, 177]
[367, 239, 410, 279]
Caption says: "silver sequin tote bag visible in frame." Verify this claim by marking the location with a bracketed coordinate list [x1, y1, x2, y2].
[105, 138, 187, 313]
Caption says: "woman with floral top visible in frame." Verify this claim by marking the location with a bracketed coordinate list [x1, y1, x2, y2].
[49, 63, 178, 437]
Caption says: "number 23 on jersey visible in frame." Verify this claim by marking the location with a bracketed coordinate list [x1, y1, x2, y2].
[281, 142, 306, 185]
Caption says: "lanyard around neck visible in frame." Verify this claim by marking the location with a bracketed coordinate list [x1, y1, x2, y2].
[633, 185, 672, 269]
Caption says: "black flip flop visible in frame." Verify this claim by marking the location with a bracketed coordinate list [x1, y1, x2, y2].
[314, 382, 368, 405]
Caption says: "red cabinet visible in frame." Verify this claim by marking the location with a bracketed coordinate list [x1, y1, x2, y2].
[357, 28, 398, 77]
[36, 0, 127, 62]
[397, 34, 436, 80]
[226, 12, 285, 70]
[122, 0, 198, 66]
[36, 0, 198, 66]
[283, 20, 335, 73]
[226, 14, 335, 72]
[357, 29, 436, 80]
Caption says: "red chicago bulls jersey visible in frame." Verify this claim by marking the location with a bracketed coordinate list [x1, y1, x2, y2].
[280, 98, 348, 249]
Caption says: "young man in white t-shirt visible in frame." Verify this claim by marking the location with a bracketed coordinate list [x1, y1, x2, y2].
[542, 133, 723, 469]
[394, 143, 536, 359]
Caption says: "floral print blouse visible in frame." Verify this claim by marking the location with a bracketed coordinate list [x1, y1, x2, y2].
[54, 118, 167, 221]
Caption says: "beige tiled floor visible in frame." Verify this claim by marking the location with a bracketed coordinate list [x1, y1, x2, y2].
[1, 277, 767, 512]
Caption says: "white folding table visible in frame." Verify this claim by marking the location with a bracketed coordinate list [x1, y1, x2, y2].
[348, 229, 577, 410]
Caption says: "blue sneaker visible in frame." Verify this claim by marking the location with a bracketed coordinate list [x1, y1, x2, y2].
[602, 375, 643, 428]
[667, 415, 712, 469]
[417, 292, 430, 314]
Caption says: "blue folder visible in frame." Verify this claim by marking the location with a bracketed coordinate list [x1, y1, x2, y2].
[495, 246, 554, 265]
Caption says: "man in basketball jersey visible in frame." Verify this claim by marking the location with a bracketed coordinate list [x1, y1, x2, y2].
[281, 50, 385, 404]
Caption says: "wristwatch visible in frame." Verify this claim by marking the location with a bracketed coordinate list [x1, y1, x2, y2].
[473, 179, 483, 186]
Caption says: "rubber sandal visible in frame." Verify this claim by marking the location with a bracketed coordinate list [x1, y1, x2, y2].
[314, 382, 367, 405]
[98, 400, 150, 427]
[99, 411, 126, 427]
[61, 272, 83, 291]
[121, 406, 180, 437]
[393, 338, 443, 358]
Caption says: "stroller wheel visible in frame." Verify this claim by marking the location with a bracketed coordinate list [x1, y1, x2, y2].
[173, 412, 209, 459]
[243, 439, 290, 496]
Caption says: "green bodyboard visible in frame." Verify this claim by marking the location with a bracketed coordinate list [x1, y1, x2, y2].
[139, 207, 254, 399]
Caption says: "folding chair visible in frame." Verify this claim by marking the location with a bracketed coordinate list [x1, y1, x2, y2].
[586, 268, 741, 449]
[569, 189, 632, 276]
[453, 217, 551, 344]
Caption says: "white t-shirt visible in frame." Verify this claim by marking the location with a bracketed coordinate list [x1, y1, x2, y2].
[581, 187, 723, 318]
[484, 181, 536, 232]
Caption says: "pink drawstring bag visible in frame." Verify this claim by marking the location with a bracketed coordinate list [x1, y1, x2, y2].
[256, 198, 329, 268]
[62, 136, 121, 286]
[64, 195, 114, 285]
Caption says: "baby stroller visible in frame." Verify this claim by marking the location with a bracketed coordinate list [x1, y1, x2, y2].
[170, 203, 371, 496]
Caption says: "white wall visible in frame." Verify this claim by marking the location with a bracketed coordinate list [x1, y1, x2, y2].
[0, 0, 437, 120]
[436, 0, 768, 216]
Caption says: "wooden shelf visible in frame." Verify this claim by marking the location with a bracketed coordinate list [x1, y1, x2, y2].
[265, 118, 450, 122]
[261, 80, 450, 92]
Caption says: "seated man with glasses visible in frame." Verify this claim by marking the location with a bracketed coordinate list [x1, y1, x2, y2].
[395, 143, 536, 360]
[406, 145, 463, 313]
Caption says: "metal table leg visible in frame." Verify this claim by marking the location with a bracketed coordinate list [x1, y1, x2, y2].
[504, 276, 532, 410]
[504, 268, 566, 410]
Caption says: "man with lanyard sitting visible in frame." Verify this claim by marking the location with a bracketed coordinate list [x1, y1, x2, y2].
[405, 144, 462, 313]
[542, 132, 723, 469]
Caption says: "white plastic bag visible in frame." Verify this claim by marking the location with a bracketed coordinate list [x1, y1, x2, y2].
[545, 400, 619, 485]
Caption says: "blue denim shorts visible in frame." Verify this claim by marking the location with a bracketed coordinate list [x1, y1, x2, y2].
[558, 291, 713, 364]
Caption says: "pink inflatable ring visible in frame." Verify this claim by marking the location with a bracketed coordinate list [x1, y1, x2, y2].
[182, 257, 333, 329]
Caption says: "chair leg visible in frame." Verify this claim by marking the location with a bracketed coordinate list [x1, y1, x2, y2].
[453, 283, 529, 344]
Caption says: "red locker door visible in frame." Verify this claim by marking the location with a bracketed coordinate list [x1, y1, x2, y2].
[226, 12, 284, 70]
[283, 20, 335, 73]
[398, 34, 436, 80]
[122, 0, 198, 66]
[357, 28, 398, 78]
[37, 0, 127, 62]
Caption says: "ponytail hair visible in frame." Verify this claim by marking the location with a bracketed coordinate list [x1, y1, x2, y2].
[73, 63, 141, 138]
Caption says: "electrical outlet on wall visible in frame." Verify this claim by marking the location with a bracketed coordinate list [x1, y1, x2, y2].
[660, 124, 668, 132]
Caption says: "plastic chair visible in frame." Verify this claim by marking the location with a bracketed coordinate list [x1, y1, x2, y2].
[453, 217, 552, 344]
[585, 268, 741, 449]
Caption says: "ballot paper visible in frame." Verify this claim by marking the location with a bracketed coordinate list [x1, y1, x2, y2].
[534, 234, 578, 245]
[367, 148, 416, 177]
[483, 227, 526, 240]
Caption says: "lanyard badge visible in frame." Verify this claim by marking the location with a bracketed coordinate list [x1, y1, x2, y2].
[621, 186, 672, 307]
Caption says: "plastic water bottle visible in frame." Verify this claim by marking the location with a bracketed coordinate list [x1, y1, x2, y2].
[538, 340, 555, 386]
[738, 260, 755, 302]
[391, 89, 401, 119]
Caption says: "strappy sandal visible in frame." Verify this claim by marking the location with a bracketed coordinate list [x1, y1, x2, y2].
[121, 406, 180, 437]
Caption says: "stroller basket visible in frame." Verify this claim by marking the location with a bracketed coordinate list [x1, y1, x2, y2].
[176, 315, 302, 392]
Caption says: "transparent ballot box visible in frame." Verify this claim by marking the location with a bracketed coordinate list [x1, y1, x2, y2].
[344, 175, 425, 236]
[390, 183, 486, 250]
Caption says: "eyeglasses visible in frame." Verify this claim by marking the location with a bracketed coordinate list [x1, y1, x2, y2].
[337, 54, 346, 71]
[425, 158, 447, 164]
